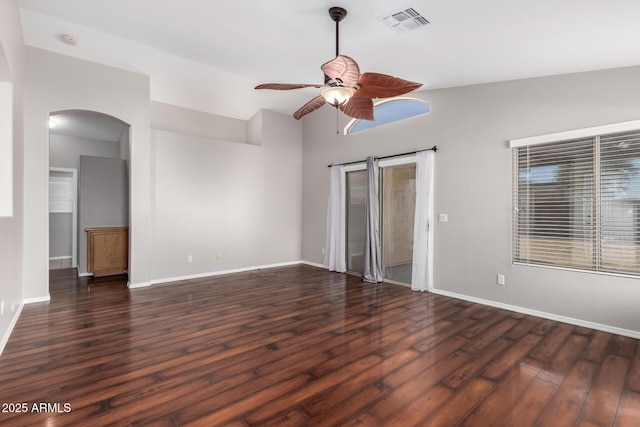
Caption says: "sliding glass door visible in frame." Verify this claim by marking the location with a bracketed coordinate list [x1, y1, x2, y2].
[346, 170, 367, 273]
[346, 163, 417, 284]
[381, 164, 416, 283]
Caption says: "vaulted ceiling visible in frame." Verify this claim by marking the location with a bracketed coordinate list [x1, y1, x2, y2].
[16, 0, 640, 120]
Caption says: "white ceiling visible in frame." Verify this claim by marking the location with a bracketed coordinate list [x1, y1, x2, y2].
[16, 0, 640, 121]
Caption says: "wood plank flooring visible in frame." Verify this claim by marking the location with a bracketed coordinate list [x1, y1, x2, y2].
[0, 264, 638, 426]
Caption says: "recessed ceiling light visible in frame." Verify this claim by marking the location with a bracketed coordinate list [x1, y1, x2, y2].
[60, 34, 77, 46]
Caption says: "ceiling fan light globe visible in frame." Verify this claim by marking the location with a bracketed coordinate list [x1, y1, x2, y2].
[321, 86, 354, 106]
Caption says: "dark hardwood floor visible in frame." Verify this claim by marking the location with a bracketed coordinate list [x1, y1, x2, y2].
[1, 265, 638, 426]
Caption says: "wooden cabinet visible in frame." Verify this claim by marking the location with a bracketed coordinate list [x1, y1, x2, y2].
[86, 227, 128, 277]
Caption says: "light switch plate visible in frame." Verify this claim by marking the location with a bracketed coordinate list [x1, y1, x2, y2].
[438, 214, 448, 223]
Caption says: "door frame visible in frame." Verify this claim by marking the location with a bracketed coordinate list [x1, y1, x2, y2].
[343, 155, 418, 284]
[49, 167, 78, 268]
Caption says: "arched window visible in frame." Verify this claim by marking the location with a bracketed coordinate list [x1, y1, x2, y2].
[344, 97, 430, 135]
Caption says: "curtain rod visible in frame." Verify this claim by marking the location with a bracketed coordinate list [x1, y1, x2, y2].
[327, 145, 437, 168]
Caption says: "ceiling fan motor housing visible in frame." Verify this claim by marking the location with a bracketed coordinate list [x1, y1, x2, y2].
[329, 7, 347, 23]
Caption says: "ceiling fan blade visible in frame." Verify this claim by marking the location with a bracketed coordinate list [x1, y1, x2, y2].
[340, 95, 374, 120]
[355, 73, 423, 98]
[321, 55, 361, 87]
[293, 95, 326, 120]
[255, 83, 323, 90]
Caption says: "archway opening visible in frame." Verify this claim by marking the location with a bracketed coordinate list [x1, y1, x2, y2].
[48, 110, 130, 288]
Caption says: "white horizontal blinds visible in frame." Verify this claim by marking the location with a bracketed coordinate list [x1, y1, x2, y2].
[514, 137, 595, 269]
[514, 127, 640, 276]
[599, 130, 640, 274]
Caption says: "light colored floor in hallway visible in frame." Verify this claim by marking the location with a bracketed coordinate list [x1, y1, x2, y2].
[49, 258, 73, 270]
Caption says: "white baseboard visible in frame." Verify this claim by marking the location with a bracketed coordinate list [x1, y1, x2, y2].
[24, 295, 51, 304]
[148, 261, 305, 286]
[430, 288, 640, 340]
[49, 256, 72, 261]
[0, 302, 24, 357]
[136, 261, 325, 288]
[300, 260, 325, 269]
[128, 281, 151, 289]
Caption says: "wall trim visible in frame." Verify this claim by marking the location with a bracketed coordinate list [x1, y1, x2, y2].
[49, 256, 72, 261]
[148, 261, 305, 286]
[300, 260, 324, 269]
[128, 281, 151, 289]
[24, 295, 51, 304]
[509, 118, 640, 148]
[0, 302, 23, 357]
[431, 288, 640, 340]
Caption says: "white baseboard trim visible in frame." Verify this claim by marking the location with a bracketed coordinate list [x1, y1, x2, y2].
[128, 281, 151, 289]
[431, 288, 640, 340]
[78, 272, 93, 277]
[0, 302, 24, 357]
[148, 261, 305, 286]
[49, 256, 72, 261]
[300, 260, 325, 269]
[24, 295, 51, 304]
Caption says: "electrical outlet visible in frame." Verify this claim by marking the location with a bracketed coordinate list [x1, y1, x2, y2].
[188, 255, 193, 263]
[497, 274, 505, 286]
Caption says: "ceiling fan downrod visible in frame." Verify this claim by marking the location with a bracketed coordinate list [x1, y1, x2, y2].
[328, 7, 347, 58]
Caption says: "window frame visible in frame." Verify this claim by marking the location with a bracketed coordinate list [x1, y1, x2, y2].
[510, 119, 640, 278]
[344, 97, 430, 135]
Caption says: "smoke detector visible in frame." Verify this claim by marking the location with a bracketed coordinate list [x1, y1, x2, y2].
[60, 34, 78, 46]
[380, 6, 430, 32]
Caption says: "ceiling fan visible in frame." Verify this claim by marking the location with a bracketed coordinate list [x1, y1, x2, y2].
[255, 7, 423, 121]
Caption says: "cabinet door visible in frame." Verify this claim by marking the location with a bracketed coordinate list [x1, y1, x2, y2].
[87, 227, 128, 276]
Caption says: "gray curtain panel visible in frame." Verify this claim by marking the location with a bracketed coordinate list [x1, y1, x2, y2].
[362, 156, 383, 283]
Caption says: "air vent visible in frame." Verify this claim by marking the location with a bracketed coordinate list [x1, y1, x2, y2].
[380, 6, 430, 32]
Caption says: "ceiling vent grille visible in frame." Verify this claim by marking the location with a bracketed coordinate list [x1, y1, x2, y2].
[380, 6, 430, 32]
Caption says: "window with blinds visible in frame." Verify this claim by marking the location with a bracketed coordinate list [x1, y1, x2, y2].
[513, 129, 640, 276]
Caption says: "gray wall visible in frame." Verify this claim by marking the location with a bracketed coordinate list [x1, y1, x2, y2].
[151, 101, 248, 144]
[150, 109, 302, 281]
[24, 47, 301, 295]
[49, 133, 122, 260]
[50, 133, 120, 169]
[49, 213, 72, 258]
[23, 47, 151, 297]
[78, 155, 129, 275]
[301, 66, 640, 335]
[0, 0, 26, 350]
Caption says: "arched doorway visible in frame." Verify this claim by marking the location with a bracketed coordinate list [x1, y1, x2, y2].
[48, 110, 130, 288]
